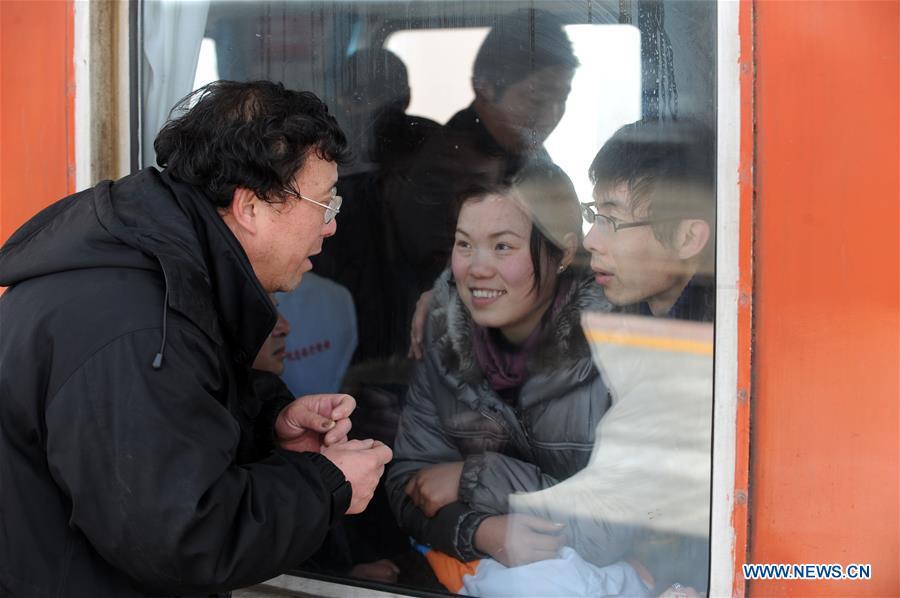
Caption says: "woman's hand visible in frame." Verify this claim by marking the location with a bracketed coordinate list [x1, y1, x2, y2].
[474, 514, 566, 567]
[404, 461, 463, 517]
[408, 290, 434, 360]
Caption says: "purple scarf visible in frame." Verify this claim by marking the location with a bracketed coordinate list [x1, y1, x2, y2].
[471, 278, 573, 394]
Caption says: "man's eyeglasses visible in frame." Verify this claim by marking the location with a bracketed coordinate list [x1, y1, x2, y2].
[283, 187, 342, 224]
[580, 202, 670, 234]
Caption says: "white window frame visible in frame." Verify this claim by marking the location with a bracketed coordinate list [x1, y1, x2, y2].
[83, 1, 745, 594]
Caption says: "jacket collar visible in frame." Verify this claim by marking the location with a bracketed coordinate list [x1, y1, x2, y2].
[634, 274, 716, 322]
[430, 267, 610, 392]
[160, 171, 276, 364]
[92, 169, 275, 365]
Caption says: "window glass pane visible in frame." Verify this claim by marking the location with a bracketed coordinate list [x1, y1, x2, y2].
[140, 2, 717, 595]
[385, 24, 642, 234]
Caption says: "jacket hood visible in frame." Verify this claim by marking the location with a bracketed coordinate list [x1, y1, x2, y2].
[0, 168, 275, 364]
[0, 177, 159, 287]
[428, 267, 611, 392]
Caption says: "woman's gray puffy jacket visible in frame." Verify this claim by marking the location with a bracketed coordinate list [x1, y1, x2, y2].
[386, 269, 634, 563]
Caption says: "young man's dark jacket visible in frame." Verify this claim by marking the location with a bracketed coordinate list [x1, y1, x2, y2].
[0, 168, 351, 597]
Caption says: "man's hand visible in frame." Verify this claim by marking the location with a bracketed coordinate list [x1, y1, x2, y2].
[275, 394, 356, 453]
[321, 439, 393, 514]
[404, 461, 463, 517]
[408, 289, 434, 360]
[474, 514, 566, 567]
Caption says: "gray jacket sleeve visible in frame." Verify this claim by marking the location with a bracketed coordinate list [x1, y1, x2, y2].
[457, 452, 636, 567]
[385, 356, 490, 561]
[458, 452, 560, 515]
[510, 490, 639, 568]
[567, 516, 638, 567]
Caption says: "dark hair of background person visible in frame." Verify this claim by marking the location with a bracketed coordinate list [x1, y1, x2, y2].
[452, 160, 583, 292]
[339, 48, 410, 115]
[588, 118, 716, 245]
[472, 8, 580, 97]
[337, 48, 434, 165]
[155, 80, 351, 208]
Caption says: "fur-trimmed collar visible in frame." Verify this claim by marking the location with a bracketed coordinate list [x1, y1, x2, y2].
[428, 268, 611, 387]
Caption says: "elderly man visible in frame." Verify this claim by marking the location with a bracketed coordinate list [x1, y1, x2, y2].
[0, 80, 391, 597]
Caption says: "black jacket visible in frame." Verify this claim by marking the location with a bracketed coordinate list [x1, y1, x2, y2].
[0, 169, 350, 597]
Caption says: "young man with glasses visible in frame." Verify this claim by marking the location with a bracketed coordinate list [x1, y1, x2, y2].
[544, 118, 716, 596]
[582, 119, 716, 323]
[0, 80, 391, 597]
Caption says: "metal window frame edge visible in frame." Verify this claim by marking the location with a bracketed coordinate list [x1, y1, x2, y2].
[710, 0, 744, 596]
[75, 0, 135, 190]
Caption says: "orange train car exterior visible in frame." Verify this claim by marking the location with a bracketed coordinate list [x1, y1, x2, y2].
[0, 0, 75, 242]
[1, 1, 897, 595]
[749, 1, 898, 596]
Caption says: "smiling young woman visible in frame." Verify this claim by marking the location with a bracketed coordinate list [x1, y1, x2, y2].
[450, 191, 562, 344]
[384, 161, 637, 584]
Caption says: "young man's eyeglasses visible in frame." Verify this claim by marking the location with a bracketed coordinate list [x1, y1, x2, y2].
[283, 187, 342, 224]
[580, 202, 672, 234]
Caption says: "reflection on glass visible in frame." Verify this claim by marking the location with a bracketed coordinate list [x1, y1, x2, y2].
[514, 312, 714, 596]
[556, 119, 715, 596]
[141, 1, 717, 595]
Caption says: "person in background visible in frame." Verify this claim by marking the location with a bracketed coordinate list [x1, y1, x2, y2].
[0, 80, 392, 597]
[276, 273, 358, 397]
[252, 294, 292, 375]
[386, 8, 579, 341]
[314, 48, 441, 364]
[446, 8, 577, 169]
[309, 48, 450, 581]
[335, 47, 441, 175]
[249, 293, 399, 584]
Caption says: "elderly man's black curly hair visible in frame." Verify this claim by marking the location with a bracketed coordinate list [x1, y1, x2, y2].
[154, 80, 350, 208]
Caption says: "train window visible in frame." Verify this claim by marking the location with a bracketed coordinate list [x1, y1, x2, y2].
[138, 1, 719, 596]
[384, 24, 642, 228]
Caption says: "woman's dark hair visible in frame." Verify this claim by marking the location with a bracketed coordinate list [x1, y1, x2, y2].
[452, 160, 582, 292]
[154, 80, 351, 207]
